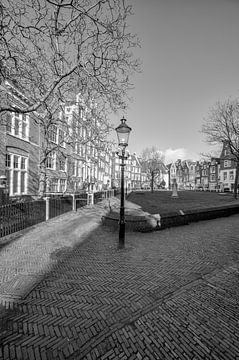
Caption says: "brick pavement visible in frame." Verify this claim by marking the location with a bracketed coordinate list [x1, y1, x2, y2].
[0, 199, 239, 359]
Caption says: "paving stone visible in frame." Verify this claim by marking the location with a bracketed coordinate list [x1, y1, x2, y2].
[1, 201, 239, 359]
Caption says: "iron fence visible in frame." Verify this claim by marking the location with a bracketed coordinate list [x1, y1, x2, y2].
[0, 200, 46, 238]
[75, 193, 88, 210]
[49, 196, 72, 219]
[0, 190, 117, 238]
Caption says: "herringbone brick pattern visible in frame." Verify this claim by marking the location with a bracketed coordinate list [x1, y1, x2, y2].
[0, 203, 239, 359]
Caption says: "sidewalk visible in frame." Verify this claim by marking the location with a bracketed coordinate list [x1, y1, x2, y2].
[0, 197, 119, 302]
[0, 199, 239, 359]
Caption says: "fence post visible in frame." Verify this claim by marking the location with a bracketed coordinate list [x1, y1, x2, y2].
[45, 197, 50, 221]
[87, 193, 94, 205]
[72, 194, 76, 211]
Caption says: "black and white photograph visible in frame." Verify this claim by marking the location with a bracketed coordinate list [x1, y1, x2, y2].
[1, 0, 239, 359]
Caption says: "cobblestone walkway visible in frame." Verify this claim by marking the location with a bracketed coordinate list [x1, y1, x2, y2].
[0, 200, 239, 359]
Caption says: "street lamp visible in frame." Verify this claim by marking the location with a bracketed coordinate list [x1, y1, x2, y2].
[115, 116, 132, 248]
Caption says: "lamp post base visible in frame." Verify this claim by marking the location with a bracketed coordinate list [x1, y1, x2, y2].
[119, 222, 125, 248]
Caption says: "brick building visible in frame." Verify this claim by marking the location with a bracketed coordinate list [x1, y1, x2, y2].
[219, 141, 236, 192]
[0, 81, 40, 197]
[208, 158, 220, 191]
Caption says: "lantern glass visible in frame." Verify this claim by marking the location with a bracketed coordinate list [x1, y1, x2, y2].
[115, 117, 132, 147]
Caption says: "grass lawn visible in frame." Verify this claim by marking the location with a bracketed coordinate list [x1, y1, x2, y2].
[127, 190, 239, 214]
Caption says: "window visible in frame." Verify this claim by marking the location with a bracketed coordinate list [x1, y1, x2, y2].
[58, 129, 65, 147]
[5, 154, 11, 167]
[223, 172, 227, 180]
[7, 112, 29, 139]
[211, 166, 215, 173]
[210, 174, 215, 181]
[50, 178, 58, 192]
[20, 172, 26, 193]
[6, 113, 12, 132]
[72, 160, 77, 176]
[49, 125, 58, 143]
[59, 157, 66, 171]
[59, 179, 66, 192]
[21, 157, 26, 170]
[14, 115, 20, 136]
[5, 153, 28, 195]
[224, 160, 231, 168]
[22, 114, 28, 139]
[229, 171, 234, 181]
[46, 151, 56, 169]
[14, 155, 19, 169]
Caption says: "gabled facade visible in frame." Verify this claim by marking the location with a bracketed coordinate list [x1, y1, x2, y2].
[188, 161, 196, 189]
[129, 153, 142, 190]
[181, 161, 189, 189]
[201, 161, 209, 190]
[195, 161, 202, 189]
[219, 141, 236, 192]
[208, 158, 220, 191]
[168, 162, 177, 189]
[176, 159, 183, 189]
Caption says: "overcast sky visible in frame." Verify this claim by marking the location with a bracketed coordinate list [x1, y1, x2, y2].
[113, 0, 239, 163]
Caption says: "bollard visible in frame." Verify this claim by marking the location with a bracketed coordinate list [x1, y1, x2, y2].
[45, 197, 50, 221]
[72, 194, 76, 211]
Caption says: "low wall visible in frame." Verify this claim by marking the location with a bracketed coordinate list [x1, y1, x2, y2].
[102, 203, 239, 232]
[102, 212, 148, 232]
[160, 203, 239, 229]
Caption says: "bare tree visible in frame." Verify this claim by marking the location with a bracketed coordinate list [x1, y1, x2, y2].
[202, 98, 239, 198]
[37, 100, 113, 196]
[0, 0, 140, 117]
[141, 146, 165, 193]
[0, 0, 140, 196]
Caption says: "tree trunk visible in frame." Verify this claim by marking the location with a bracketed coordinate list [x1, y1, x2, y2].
[151, 172, 154, 193]
[38, 163, 47, 198]
[233, 160, 239, 199]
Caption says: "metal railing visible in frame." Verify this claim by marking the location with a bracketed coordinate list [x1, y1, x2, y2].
[0, 190, 116, 238]
[48, 196, 72, 219]
[0, 200, 46, 238]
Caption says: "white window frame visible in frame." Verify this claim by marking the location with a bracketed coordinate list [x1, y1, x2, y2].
[72, 160, 77, 176]
[5, 153, 28, 196]
[49, 125, 58, 144]
[49, 178, 58, 192]
[46, 151, 56, 169]
[59, 156, 67, 172]
[59, 179, 66, 192]
[229, 171, 234, 181]
[8, 112, 30, 140]
[58, 129, 66, 148]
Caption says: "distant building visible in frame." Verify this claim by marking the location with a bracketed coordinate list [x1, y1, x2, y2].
[167, 162, 177, 189]
[208, 158, 220, 191]
[219, 141, 236, 192]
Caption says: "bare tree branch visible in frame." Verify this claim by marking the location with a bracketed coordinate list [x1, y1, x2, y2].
[201, 98, 239, 198]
